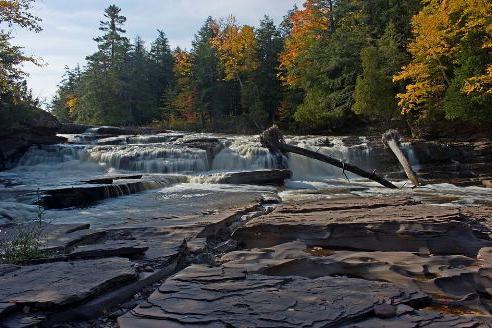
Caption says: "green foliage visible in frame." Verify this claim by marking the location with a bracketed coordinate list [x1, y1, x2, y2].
[353, 24, 408, 124]
[444, 32, 492, 121]
[353, 47, 396, 121]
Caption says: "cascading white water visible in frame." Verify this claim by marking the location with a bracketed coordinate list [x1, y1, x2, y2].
[86, 144, 209, 173]
[18, 145, 85, 166]
[285, 136, 378, 180]
[211, 136, 286, 171]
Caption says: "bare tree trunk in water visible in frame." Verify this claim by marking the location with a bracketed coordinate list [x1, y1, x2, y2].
[260, 125, 398, 189]
[382, 130, 420, 187]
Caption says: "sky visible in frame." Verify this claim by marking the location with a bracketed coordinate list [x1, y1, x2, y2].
[13, 0, 304, 106]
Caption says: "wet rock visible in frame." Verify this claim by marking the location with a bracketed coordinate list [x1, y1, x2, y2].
[217, 169, 292, 186]
[95, 136, 131, 145]
[483, 180, 492, 188]
[40, 176, 186, 209]
[83, 174, 143, 185]
[0, 258, 136, 316]
[182, 138, 225, 166]
[233, 197, 491, 256]
[118, 264, 429, 328]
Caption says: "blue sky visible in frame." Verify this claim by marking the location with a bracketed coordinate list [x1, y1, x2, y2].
[13, 0, 303, 105]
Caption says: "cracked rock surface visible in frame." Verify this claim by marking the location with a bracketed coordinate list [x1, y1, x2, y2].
[118, 264, 429, 328]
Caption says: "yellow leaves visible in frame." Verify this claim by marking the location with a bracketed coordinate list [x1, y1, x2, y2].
[210, 16, 259, 81]
[279, 0, 330, 87]
[464, 65, 492, 95]
[66, 95, 77, 113]
[394, 0, 492, 114]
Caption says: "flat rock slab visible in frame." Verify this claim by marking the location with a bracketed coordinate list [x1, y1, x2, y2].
[0, 257, 136, 316]
[69, 240, 148, 259]
[118, 264, 428, 328]
[234, 197, 492, 256]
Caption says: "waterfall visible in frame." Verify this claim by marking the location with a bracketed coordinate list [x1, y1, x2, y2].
[18, 145, 85, 166]
[16, 133, 380, 179]
[211, 136, 287, 171]
[86, 145, 209, 173]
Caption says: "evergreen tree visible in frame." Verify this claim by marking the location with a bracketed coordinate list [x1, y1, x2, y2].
[255, 16, 283, 123]
[353, 23, 408, 125]
[75, 4, 132, 125]
[127, 36, 155, 124]
[149, 30, 175, 113]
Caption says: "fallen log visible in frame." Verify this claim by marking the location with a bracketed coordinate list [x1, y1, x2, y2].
[382, 130, 419, 187]
[260, 126, 398, 189]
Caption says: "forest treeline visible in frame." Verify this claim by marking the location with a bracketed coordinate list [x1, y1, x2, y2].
[1, 1, 491, 136]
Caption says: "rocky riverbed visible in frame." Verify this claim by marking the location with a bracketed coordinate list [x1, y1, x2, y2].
[1, 125, 492, 327]
[2, 196, 492, 327]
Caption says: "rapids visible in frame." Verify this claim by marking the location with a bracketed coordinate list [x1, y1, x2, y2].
[1, 131, 491, 228]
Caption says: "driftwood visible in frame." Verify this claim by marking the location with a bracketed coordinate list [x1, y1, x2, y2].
[260, 126, 398, 189]
[382, 130, 419, 187]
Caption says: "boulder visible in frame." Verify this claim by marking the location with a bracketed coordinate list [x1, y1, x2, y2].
[118, 264, 429, 328]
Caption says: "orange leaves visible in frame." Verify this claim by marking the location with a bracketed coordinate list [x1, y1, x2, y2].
[210, 16, 258, 82]
[174, 48, 192, 80]
[171, 48, 198, 123]
[394, 0, 492, 114]
[279, 0, 330, 87]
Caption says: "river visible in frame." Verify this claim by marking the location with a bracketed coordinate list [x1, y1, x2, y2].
[1, 130, 491, 228]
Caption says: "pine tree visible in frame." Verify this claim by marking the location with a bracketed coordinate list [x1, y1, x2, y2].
[149, 30, 175, 113]
[190, 17, 222, 126]
[75, 4, 132, 125]
[255, 16, 283, 123]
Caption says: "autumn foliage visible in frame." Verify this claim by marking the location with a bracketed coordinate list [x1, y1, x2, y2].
[394, 0, 492, 119]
